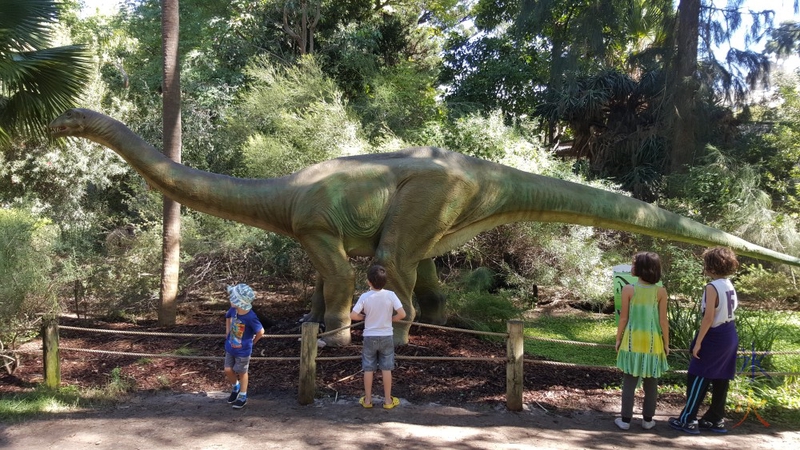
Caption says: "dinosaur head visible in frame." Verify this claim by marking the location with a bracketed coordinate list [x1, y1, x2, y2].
[49, 108, 95, 138]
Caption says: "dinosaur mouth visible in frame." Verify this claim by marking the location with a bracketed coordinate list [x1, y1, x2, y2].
[49, 125, 70, 136]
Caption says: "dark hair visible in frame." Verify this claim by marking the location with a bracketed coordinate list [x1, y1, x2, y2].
[632, 252, 661, 284]
[367, 264, 388, 290]
[703, 247, 739, 277]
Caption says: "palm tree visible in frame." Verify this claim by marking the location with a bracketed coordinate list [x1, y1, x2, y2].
[0, 0, 91, 144]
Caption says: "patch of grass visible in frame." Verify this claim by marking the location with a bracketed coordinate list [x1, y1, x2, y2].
[520, 308, 800, 426]
[0, 385, 108, 423]
[523, 313, 617, 366]
[172, 346, 198, 356]
[0, 366, 136, 423]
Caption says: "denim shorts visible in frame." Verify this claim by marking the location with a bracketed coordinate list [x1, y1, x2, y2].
[224, 352, 251, 374]
[362, 335, 395, 372]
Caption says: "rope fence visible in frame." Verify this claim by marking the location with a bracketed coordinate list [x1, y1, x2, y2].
[5, 317, 800, 409]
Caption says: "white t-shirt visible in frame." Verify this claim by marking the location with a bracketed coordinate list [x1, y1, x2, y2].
[351, 289, 403, 337]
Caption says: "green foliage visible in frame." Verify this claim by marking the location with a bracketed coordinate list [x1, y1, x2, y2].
[643, 241, 704, 300]
[667, 299, 700, 367]
[61, 223, 162, 319]
[445, 289, 524, 334]
[0, 0, 92, 144]
[230, 56, 367, 178]
[664, 147, 800, 257]
[462, 267, 496, 292]
[743, 73, 800, 217]
[356, 61, 442, 141]
[736, 264, 799, 306]
[737, 309, 784, 372]
[0, 209, 57, 345]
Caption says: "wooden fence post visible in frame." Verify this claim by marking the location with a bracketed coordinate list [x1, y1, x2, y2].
[42, 316, 60, 389]
[298, 322, 319, 405]
[506, 319, 524, 411]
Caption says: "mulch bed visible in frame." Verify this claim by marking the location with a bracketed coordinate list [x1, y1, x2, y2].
[1, 288, 684, 413]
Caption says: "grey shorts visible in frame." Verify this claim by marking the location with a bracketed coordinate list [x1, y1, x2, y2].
[224, 352, 251, 374]
[362, 335, 395, 372]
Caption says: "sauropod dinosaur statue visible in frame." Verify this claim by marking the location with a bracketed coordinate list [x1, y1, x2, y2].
[50, 108, 800, 346]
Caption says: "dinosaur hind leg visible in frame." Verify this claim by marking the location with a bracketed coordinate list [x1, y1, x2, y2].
[414, 258, 446, 325]
[370, 255, 419, 346]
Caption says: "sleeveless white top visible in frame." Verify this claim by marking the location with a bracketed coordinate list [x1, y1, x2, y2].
[702, 278, 738, 327]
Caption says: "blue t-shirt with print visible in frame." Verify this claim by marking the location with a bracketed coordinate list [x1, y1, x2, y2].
[225, 307, 264, 357]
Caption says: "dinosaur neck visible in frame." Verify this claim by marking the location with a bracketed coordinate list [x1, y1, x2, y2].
[86, 114, 293, 236]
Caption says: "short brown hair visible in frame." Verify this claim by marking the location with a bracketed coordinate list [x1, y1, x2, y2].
[632, 251, 662, 284]
[367, 264, 388, 289]
[703, 247, 739, 277]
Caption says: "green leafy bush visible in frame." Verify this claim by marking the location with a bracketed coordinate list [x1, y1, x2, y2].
[736, 264, 799, 307]
[0, 209, 57, 350]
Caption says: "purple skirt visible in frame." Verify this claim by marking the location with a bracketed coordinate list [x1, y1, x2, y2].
[688, 321, 738, 380]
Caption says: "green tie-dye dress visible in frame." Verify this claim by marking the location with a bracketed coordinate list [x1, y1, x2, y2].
[616, 283, 669, 378]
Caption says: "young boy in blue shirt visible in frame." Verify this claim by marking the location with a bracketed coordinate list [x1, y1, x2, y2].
[350, 264, 406, 409]
[224, 283, 264, 409]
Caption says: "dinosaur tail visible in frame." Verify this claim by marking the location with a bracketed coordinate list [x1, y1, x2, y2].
[502, 170, 800, 267]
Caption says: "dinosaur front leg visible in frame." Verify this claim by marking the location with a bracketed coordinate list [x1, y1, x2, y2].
[300, 274, 326, 323]
[300, 236, 355, 346]
[414, 258, 446, 325]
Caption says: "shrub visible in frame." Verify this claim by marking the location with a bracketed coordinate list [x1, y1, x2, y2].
[736, 264, 799, 308]
[0, 209, 58, 356]
[445, 289, 524, 334]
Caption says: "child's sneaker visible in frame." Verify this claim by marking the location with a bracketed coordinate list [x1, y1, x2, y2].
[232, 396, 247, 409]
[698, 418, 727, 433]
[614, 418, 630, 430]
[668, 417, 700, 434]
[227, 388, 240, 403]
[641, 419, 656, 430]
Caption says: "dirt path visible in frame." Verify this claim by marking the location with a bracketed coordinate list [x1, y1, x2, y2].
[1, 391, 797, 450]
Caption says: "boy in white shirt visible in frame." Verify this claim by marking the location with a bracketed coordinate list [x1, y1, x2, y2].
[350, 264, 406, 409]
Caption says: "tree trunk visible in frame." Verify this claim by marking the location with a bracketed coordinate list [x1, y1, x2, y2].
[669, 0, 700, 174]
[159, 0, 181, 326]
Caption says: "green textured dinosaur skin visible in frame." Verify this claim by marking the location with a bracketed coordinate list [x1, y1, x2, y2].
[50, 108, 800, 346]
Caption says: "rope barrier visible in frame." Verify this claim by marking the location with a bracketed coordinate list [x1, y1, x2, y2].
[59, 347, 301, 361]
[522, 359, 798, 378]
[15, 321, 800, 380]
[59, 325, 301, 339]
[402, 320, 509, 337]
[523, 334, 800, 356]
[318, 322, 361, 337]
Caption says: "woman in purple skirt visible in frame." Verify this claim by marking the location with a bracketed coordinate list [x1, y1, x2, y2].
[669, 247, 740, 435]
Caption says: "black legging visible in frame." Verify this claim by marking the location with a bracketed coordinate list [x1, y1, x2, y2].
[677, 373, 730, 423]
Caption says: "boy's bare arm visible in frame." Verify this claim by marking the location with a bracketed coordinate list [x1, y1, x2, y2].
[392, 307, 406, 322]
[350, 310, 365, 321]
[253, 328, 265, 345]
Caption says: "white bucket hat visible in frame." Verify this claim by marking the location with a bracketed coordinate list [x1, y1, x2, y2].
[227, 284, 255, 311]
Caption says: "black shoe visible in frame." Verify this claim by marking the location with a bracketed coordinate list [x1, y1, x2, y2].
[668, 417, 700, 435]
[232, 397, 247, 409]
[227, 389, 240, 403]
[699, 418, 727, 433]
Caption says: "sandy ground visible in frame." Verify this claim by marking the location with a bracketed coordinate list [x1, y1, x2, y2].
[1, 391, 798, 450]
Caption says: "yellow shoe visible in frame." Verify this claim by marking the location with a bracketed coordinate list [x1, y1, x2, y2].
[383, 396, 400, 409]
[359, 396, 373, 408]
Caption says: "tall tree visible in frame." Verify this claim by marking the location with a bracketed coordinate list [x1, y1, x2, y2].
[0, 0, 91, 145]
[159, 0, 181, 326]
[668, 0, 701, 174]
